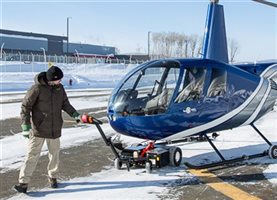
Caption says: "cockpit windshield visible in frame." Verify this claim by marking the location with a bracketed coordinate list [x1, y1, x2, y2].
[111, 61, 180, 116]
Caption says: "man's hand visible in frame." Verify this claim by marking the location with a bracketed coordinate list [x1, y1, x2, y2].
[72, 112, 82, 123]
[21, 124, 31, 139]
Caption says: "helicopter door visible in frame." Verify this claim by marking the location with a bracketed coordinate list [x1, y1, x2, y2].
[173, 67, 207, 128]
[197, 67, 228, 126]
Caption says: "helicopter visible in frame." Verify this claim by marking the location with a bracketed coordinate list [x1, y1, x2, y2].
[83, 0, 277, 170]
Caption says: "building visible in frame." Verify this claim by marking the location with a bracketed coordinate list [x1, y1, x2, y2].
[0, 29, 115, 56]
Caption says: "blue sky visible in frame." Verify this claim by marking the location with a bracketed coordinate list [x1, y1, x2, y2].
[0, 0, 276, 61]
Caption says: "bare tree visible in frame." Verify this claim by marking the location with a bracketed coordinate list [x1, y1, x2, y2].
[151, 32, 202, 58]
[150, 32, 239, 60]
[197, 36, 204, 57]
[228, 38, 239, 63]
[189, 34, 198, 57]
[176, 34, 184, 57]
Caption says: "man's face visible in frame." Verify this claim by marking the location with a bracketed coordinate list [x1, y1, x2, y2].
[49, 79, 62, 85]
[53, 79, 62, 85]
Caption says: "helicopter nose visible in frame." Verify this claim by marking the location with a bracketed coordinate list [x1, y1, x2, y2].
[108, 114, 114, 121]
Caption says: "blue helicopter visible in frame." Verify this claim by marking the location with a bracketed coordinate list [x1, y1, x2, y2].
[103, 0, 277, 170]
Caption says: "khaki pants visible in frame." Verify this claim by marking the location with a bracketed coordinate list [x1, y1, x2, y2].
[19, 132, 60, 184]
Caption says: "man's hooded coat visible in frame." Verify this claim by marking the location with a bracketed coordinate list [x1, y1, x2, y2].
[21, 72, 77, 139]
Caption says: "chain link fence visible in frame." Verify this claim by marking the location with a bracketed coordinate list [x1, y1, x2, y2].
[0, 52, 147, 65]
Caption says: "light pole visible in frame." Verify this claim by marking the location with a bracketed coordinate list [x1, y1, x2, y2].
[18, 51, 22, 72]
[3, 51, 6, 72]
[40, 47, 46, 62]
[31, 53, 34, 73]
[40, 47, 46, 70]
[0, 43, 4, 60]
[75, 49, 79, 63]
[67, 17, 72, 57]
[148, 31, 151, 59]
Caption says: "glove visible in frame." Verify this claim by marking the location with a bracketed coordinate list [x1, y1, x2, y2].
[21, 124, 31, 139]
[72, 112, 81, 123]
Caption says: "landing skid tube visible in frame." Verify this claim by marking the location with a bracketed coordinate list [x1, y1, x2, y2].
[157, 132, 219, 146]
[185, 152, 267, 169]
[185, 124, 277, 169]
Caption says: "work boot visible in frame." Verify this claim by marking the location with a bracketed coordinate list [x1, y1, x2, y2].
[14, 183, 28, 193]
[48, 177, 58, 188]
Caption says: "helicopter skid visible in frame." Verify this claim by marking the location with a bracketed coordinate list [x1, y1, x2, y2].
[185, 124, 277, 169]
[185, 151, 267, 170]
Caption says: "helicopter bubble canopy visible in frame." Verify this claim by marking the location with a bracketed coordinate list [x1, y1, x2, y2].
[108, 60, 181, 116]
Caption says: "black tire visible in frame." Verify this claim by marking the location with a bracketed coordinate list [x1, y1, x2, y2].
[268, 145, 277, 159]
[212, 132, 219, 139]
[169, 147, 182, 166]
[114, 158, 122, 169]
[145, 161, 152, 174]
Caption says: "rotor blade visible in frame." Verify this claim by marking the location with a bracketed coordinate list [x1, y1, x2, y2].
[252, 0, 277, 8]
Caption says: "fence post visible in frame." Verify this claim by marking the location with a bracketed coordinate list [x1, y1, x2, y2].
[18, 51, 22, 72]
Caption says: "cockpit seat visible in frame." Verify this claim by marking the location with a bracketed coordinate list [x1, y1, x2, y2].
[207, 77, 226, 97]
[145, 87, 169, 113]
[175, 76, 204, 103]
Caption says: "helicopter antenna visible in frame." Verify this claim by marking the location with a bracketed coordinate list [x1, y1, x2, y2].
[210, 0, 219, 4]
[252, 0, 277, 8]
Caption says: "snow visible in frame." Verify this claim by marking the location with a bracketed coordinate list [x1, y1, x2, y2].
[1, 124, 114, 173]
[0, 62, 136, 92]
[8, 167, 193, 200]
[264, 164, 277, 184]
[1, 62, 277, 199]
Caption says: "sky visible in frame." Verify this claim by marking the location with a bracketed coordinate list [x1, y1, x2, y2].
[0, 1, 276, 61]
[0, 62, 277, 199]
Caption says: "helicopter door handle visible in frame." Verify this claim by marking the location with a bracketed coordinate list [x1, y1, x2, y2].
[183, 107, 197, 114]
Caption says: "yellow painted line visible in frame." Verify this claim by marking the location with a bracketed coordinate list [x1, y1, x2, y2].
[189, 169, 262, 200]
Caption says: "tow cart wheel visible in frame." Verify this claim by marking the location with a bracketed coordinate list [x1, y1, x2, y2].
[169, 147, 182, 166]
[212, 132, 219, 139]
[145, 161, 152, 174]
[268, 145, 277, 159]
[114, 158, 122, 169]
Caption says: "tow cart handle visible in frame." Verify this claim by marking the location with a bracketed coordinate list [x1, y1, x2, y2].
[94, 122, 120, 159]
[81, 114, 119, 159]
[92, 117, 103, 125]
[81, 114, 103, 125]
[95, 123, 109, 145]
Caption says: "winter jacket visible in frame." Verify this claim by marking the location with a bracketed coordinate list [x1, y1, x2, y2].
[21, 72, 77, 139]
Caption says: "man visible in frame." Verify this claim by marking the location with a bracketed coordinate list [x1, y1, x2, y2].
[14, 66, 81, 193]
